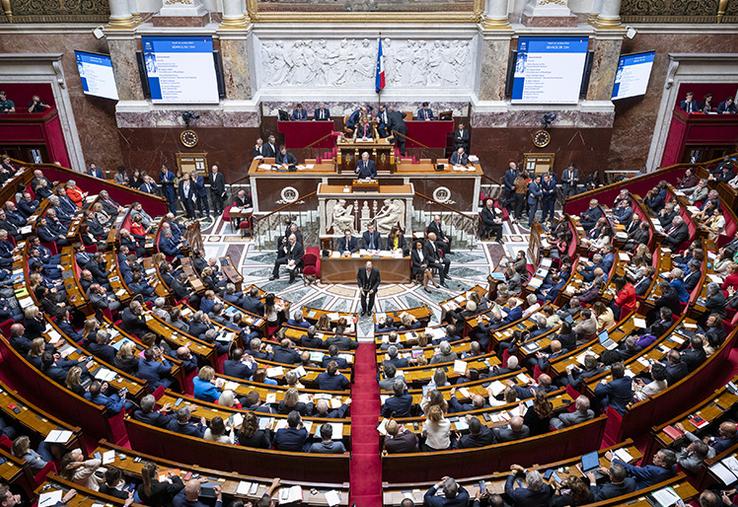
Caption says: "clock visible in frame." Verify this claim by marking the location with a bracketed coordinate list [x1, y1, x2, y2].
[180, 129, 199, 148]
[532, 129, 552, 148]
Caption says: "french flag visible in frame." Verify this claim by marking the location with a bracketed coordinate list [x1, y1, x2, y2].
[375, 37, 385, 93]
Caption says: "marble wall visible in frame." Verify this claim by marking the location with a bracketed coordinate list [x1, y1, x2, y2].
[608, 32, 738, 170]
[0, 31, 123, 171]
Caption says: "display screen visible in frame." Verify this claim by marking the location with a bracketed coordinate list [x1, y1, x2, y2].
[75, 50, 119, 101]
[612, 51, 655, 100]
[141, 36, 219, 104]
[511, 36, 589, 104]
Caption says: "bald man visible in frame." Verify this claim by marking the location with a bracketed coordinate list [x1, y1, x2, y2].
[172, 479, 222, 507]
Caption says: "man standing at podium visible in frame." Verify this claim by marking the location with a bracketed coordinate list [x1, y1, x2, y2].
[356, 152, 377, 180]
[357, 261, 381, 316]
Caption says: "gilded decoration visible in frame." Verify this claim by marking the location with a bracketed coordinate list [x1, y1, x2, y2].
[620, 0, 738, 22]
[1, 0, 109, 22]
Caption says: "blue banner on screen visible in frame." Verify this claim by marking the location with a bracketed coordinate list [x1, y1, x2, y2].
[612, 51, 655, 101]
[512, 36, 589, 104]
[142, 36, 219, 104]
[75, 50, 119, 101]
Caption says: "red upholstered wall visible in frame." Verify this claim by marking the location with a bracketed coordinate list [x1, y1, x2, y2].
[0, 83, 56, 109]
[44, 114, 70, 167]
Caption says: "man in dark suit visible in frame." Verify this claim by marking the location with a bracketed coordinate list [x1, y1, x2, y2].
[383, 420, 418, 453]
[580, 199, 604, 230]
[588, 463, 636, 501]
[453, 122, 470, 151]
[336, 229, 359, 255]
[270, 234, 303, 283]
[276, 146, 297, 167]
[381, 379, 413, 418]
[662, 350, 689, 384]
[661, 216, 689, 248]
[355, 152, 377, 180]
[376, 105, 391, 137]
[561, 164, 580, 197]
[425, 233, 450, 287]
[457, 417, 496, 448]
[290, 103, 308, 120]
[718, 96, 737, 114]
[273, 411, 309, 451]
[387, 108, 407, 155]
[357, 261, 380, 316]
[209, 164, 226, 215]
[166, 406, 205, 437]
[424, 477, 470, 507]
[504, 466, 553, 505]
[594, 362, 633, 415]
[449, 147, 468, 166]
[415, 102, 434, 120]
[133, 394, 172, 428]
[263, 135, 278, 158]
[314, 104, 331, 121]
[252, 138, 267, 158]
[178, 173, 197, 219]
[502, 162, 518, 209]
[361, 223, 382, 251]
[612, 449, 676, 489]
[427, 215, 452, 254]
[479, 198, 503, 242]
[679, 91, 700, 113]
[223, 348, 255, 379]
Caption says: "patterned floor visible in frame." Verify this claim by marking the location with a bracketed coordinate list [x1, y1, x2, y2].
[199, 215, 533, 339]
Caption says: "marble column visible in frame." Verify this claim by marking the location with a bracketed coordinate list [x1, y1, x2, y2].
[221, 0, 248, 27]
[106, 34, 145, 101]
[482, 0, 510, 27]
[108, 0, 134, 27]
[477, 33, 513, 101]
[595, 0, 622, 26]
[217, 30, 253, 99]
[586, 34, 624, 101]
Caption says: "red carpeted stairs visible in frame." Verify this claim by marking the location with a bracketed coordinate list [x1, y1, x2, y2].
[349, 342, 383, 506]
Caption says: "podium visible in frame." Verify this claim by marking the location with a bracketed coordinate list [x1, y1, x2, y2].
[336, 136, 395, 174]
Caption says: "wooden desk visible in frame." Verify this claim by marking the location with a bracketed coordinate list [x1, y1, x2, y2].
[321, 255, 410, 284]
[94, 440, 350, 506]
[336, 136, 394, 173]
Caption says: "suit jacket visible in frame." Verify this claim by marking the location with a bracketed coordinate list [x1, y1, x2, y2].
[591, 478, 637, 502]
[290, 108, 308, 120]
[561, 168, 579, 185]
[357, 267, 381, 292]
[384, 429, 417, 453]
[680, 99, 700, 113]
[663, 222, 689, 247]
[354, 123, 374, 139]
[450, 152, 469, 165]
[223, 359, 255, 379]
[594, 377, 633, 415]
[494, 425, 530, 442]
[362, 231, 382, 250]
[262, 143, 278, 158]
[381, 393, 413, 418]
[276, 151, 297, 166]
[416, 108, 434, 120]
[427, 221, 449, 242]
[274, 427, 308, 451]
[355, 159, 377, 179]
[314, 108, 331, 121]
[613, 458, 675, 489]
[209, 172, 226, 195]
[278, 242, 304, 262]
[178, 181, 196, 202]
[454, 128, 470, 147]
[336, 236, 359, 254]
[504, 475, 553, 507]
[423, 485, 470, 507]
[457, 426, 496, 448]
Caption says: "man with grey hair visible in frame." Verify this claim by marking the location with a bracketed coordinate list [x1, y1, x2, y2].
[550, 395, 594, 429]
[133, 394, 172, 427]
[430, 341, 457, 364]
[379, 331, 400, 350]
[152, 297, 170, 321]
[612, 448, 677, 488]
[505, 465, 554, 504]
[386, 345, 409, 368]
[662, 215, 689, 249]
[423, 476, 469, 507]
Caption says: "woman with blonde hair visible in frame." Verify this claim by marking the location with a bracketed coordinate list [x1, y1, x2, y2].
[27, 337, 45, 368]
[592, 301, 614, 330]
[277, 387, 307, 415]
[22, 305, 45, 339]
[81, 318, 99, 345]
[65, 366, 86, 396]
[422, 405, 451, 451]
[12, 435, 54, 471]
[113, 341, 138, 374]
[193, 366, 222, 402]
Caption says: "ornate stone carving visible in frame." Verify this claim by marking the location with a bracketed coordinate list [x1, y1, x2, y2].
[373, 199, 405, 234]
[621, 0, 722, 22]
[326, 199, 356, 234]
[3, 0, 109, 22]
[257, 37, 473, 90]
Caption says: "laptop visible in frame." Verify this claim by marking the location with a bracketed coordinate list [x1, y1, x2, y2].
[581, 451, 600, 473]
[598, 330, 618, 350]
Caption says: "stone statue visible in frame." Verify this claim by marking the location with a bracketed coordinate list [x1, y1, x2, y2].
[327, 199, 355, 233]
[373, 199, 405, 234]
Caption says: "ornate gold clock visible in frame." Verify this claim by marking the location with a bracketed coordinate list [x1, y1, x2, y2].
[180, 129, 199, 148]
[532, 129, 552, 148]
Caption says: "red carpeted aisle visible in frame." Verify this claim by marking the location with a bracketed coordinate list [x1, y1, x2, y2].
[349, 342, 382, 506]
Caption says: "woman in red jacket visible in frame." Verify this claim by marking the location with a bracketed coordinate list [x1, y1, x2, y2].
[613, 276, 637, 319]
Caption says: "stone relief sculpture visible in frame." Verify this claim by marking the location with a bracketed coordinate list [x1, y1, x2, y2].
[258, 38, 473, 89]
[373, 199, 405, 234]
[326, 199, 356, 233]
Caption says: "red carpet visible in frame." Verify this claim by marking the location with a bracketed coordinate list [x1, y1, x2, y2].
[349, 342, 382, 506]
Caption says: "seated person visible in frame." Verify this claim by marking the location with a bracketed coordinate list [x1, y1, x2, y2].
[550, 395, 594, 429]
[612, 448, 676, 489]
[449, 146, 468, 166]
[416, 102, 434, 120]
[273, 410, 309, 451]
[383, 419, 418, 453]
[275, 146, 297, 167]
[353, 117, 375, 140]
[594, 361, 633, 415]
[381, 379, 413, 418]
[362, 223, 382, 251]
[308, 424, 346, 454]
[336, 229, 359, 256]
[290, 103, 308, 120]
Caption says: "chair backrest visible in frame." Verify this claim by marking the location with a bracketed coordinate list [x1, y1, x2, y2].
[303, 253, 318, 267]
